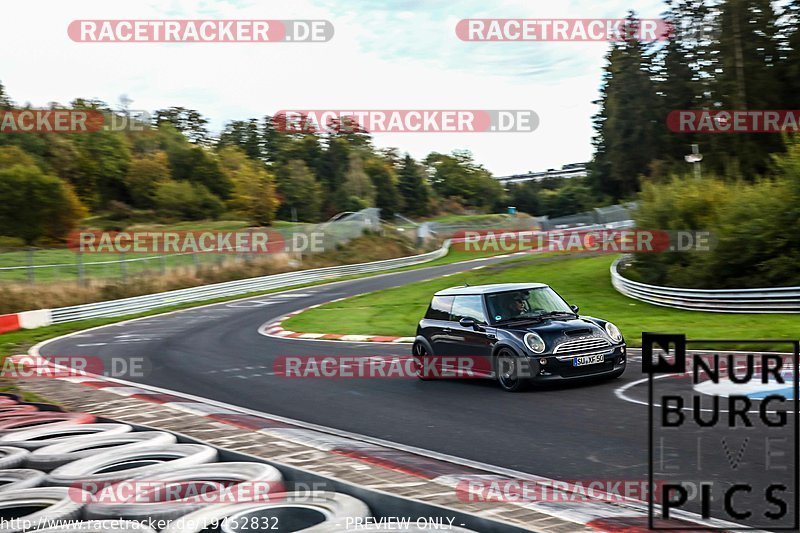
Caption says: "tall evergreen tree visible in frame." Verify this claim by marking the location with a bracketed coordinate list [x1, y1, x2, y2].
[707, 0, 784, 177]
[397, 154, 431, 216]
[590, 13, 659, 199]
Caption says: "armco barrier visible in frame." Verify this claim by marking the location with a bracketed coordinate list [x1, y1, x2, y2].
[611, 256, 800, 313]
[0, 242, 452, 333]
[0, 313, 20, 334]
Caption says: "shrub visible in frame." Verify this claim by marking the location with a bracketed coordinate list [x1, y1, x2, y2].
[153, 180, 223, 220]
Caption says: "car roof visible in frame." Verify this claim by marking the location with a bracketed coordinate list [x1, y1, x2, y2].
[434, 283, 549, 296]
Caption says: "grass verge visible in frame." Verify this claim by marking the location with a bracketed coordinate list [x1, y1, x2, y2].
[283, 254, 800, 350]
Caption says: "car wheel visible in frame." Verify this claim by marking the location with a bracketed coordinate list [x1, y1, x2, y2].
[495, 348, 529, 392]
[413, 342, 433, 380]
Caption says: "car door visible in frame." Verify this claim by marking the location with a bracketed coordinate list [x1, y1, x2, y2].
[420, 295, 454, 358]
[446, 295, 494, 377]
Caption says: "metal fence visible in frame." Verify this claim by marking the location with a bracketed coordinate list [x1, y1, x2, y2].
[537, 202, 637, 230]
[610, 257, 800, 313]
[49, 241, 450, 324]
[0, 209, 382, 285]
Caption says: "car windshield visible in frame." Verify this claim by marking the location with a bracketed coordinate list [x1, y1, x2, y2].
[486, 287, 574, 324]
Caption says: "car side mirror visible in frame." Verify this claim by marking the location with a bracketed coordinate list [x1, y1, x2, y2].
[570, 305, 579, 314]
[459, 317, 477, 329]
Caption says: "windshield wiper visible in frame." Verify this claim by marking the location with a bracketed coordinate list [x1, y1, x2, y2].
[494, 316, 545, 326]
[538, 311, 577, 319]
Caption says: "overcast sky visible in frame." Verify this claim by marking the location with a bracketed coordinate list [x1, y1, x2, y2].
[2, 0, 666, 176]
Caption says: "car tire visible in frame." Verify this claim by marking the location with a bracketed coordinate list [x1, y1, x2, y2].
[0, 405, 39, 416]
[412, 342, 434, 381]
[84, 462, 284, 521]
[0, 423, 133, 450]
[46, 444, 218, 488]
[0, 446, 30, 469]
[0, 468, 46, 492]
[0, 487, 87, 532]
[159, 492, 370, 533]
[494, 348, 530, 392]
[27, 431, 177, 472]
[0, 412, 96, 433]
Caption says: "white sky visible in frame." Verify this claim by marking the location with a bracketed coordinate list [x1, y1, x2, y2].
[1, 0, 666, 176]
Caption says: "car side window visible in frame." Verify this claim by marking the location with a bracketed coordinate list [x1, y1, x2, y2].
[450, 295, 486, 323]
[425, 296, 454, 320]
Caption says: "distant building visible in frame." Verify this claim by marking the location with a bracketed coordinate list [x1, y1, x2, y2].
[495, 163, 588, 186]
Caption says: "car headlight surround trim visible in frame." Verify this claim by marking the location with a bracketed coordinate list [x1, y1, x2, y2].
[524, 332, 546, 354]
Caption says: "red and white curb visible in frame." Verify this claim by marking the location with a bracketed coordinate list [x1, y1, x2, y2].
[0, 309, 53, 334]
[256, 250, 541, 344]
[8, 353, 739, 532]
[258, 300, 415, 344]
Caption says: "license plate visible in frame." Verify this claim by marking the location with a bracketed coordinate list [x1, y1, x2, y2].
[573, 354, 605, 367]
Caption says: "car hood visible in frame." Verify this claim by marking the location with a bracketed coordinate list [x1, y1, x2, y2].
[499, 316, 608, 338]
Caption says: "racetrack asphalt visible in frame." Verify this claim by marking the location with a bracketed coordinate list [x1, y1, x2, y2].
[38, 253, 798, 527]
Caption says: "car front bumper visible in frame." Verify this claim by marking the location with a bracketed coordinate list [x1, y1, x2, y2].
[529, 344, 627, 381]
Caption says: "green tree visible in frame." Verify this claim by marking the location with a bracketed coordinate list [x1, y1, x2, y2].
[425, 151, 502, 211]
[218, 119, 264, 160]
[0, 81, 11, 109]
[159, 124, 233, 199]
[705, 0, 784, 177]
[70, 129, 132, 208]
[154, 107, 209, 144]
[590, 13, 658, 200]
[125, 151, 171, 208]
[319, 137, 350, 197]
[276, 159, 323, 222]
[364, 157, 402, 217]
[219, 147, 279, 225]
[153, 180, 223, 220]
[0, 148, 87, 243]
[339, 153, 376, 211]
[397, 154, 431, 216]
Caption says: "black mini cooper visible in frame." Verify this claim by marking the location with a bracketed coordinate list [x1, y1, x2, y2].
[412, 283, 626, 391]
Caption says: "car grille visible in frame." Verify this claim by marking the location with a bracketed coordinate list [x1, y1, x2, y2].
[553, 337, 611, 354]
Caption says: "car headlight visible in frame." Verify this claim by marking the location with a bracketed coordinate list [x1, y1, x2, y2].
[605, 322, 623, 343]
[524, 333, 546, 354]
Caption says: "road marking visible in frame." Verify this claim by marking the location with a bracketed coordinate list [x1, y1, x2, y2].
[226, 300, 278, 308]
[75, 343, 107, 347]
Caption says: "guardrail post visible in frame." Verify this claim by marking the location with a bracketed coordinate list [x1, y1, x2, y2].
[120, 251, 127, 281]
[76, 250, 85, 286]
[26, 247, 34, 284]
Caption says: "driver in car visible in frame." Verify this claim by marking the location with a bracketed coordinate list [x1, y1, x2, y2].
[507, 292, 529, 318]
